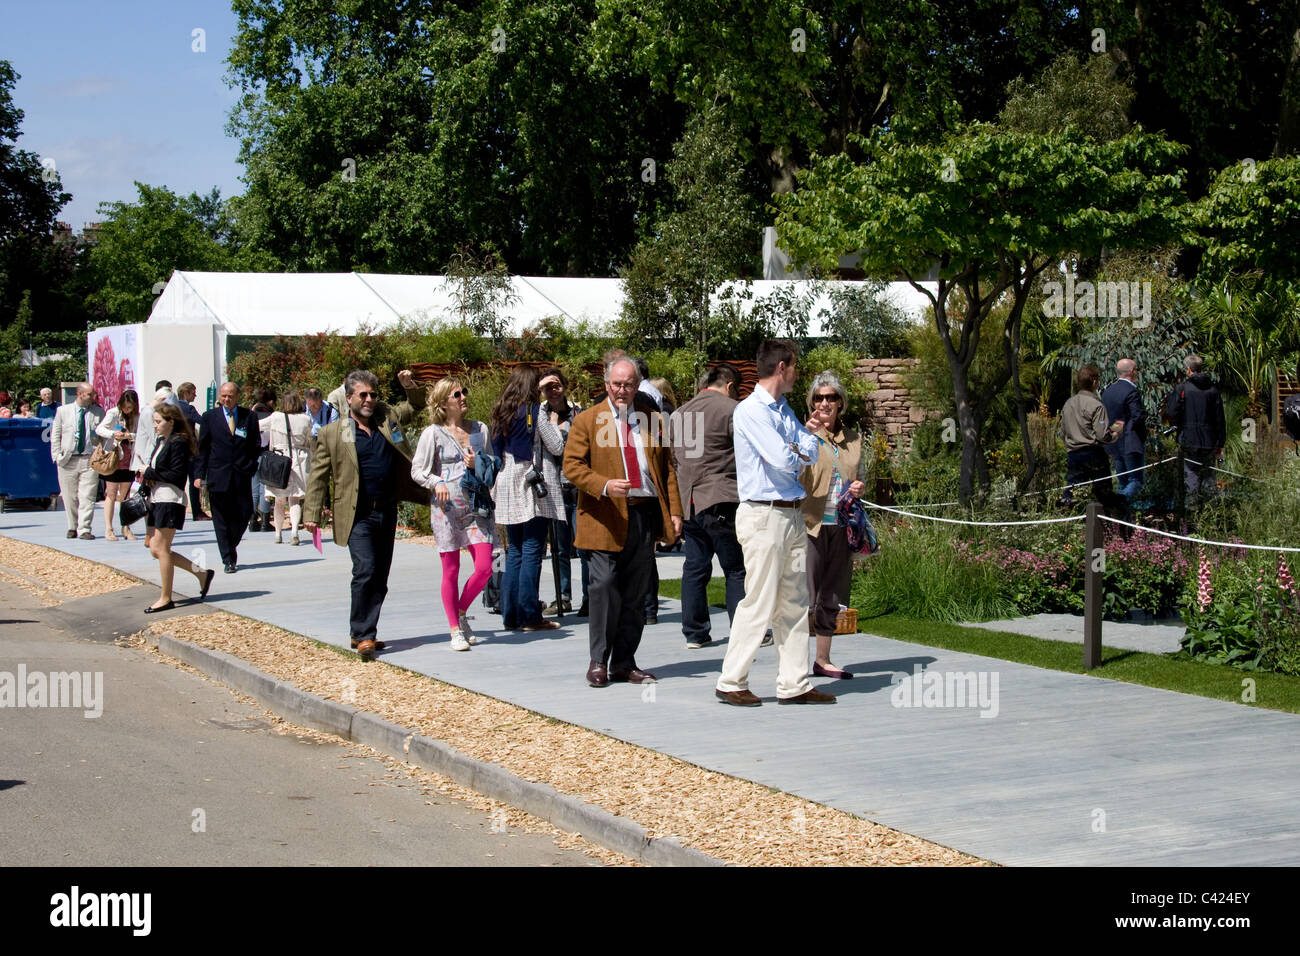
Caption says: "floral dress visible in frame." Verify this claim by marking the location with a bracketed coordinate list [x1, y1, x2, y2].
[410, 420, 499, 553]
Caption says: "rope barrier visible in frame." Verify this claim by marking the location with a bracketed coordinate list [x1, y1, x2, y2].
[861, 500, 1086, 527]
[1096, 516, 1300, 553]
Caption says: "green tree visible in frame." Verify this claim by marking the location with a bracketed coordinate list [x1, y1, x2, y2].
[87, 183, 247, 325]
[617, 106, 762, 355]
[776, 124, 1188, 504]
[226, 0, 680, 275]
[443, 244, 519, 344]
[0, 61, 72, 330]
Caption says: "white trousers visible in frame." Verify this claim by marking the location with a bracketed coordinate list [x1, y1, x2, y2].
[716, 502, 812, 699]
[57, 456, 99, 534]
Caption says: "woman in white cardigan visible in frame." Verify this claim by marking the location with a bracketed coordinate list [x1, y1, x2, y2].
[261, 389, 314, 544]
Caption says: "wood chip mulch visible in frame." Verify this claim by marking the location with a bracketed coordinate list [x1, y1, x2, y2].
[142, 612, 988, 867]
[0, 534, 139, 600]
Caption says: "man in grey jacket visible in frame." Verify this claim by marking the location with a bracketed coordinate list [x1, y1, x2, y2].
[1060, 364, 1127, 516]
[669, 363, 746, 649]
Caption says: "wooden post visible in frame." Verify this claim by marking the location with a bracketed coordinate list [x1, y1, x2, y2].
[1083, 501, 1103, 670]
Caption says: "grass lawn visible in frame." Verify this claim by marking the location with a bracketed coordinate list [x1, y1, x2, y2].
[659, 578, 1300, 715]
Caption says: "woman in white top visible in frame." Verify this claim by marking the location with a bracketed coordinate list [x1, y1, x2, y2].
[261, 388, 314, 544]
[411, 378, 499, 651]
[95, 389, 141, 541]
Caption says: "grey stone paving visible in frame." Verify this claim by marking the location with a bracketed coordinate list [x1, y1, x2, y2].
[966, 613, 1186, 654]
[5, 505, 1298, 866]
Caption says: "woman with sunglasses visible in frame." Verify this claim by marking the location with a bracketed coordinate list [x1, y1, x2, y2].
[412, 378, 497, 650]
[799, 371, 865, 680]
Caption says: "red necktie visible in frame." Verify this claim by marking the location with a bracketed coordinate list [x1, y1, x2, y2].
[621, 419, 642, 489]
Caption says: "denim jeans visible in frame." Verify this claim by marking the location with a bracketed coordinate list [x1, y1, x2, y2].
[349, 503, 398, 642]
[251, 472, 271, 517]
[503, 516, 549, 628]
[681, 507, 746, 644]
[1109, 449, 1145, 504]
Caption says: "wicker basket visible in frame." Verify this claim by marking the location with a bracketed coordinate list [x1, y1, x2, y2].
[809, 608, 858, 635]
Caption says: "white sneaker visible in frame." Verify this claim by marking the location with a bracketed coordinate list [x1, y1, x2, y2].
[460, 612, 480, 645]
[449, 629, 470, 652]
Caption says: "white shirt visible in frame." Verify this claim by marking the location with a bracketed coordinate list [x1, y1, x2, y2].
[604, 399, 658, 499]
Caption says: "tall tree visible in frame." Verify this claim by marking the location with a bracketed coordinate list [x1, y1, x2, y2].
[226, 0, 681, 276]
[87, 183, 245, 324]
[776, 124, 1188, 504]
[0, 60, 72, 329]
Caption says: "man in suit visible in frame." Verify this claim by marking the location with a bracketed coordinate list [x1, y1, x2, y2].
[49, 382, 105, 539]
[194, 382, 262, 573]
[563, 357, 682, 688]
[1100, 358, 1147, 509]
[669, 362, 745, 650]
[303, 369, 427, 660]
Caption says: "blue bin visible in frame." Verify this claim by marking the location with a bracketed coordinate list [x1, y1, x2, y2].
[0, 418, 60, 499]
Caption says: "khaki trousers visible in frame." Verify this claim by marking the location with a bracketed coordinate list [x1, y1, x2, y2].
[716, 502, 812, 699]
[57, 455, 99, 534]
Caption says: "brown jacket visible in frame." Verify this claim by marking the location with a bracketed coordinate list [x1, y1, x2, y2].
[563, 400, 681, 552]
[668, 387, 738, 515]
[302, 403, 427, 547]
[799, 425, 863, 536]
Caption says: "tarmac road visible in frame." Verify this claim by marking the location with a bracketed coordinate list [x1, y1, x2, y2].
[0, 583, 596, 867]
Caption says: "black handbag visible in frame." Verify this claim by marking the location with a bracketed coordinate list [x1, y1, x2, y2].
[119, 489, 149, 526]
[257, 412, 294, 489]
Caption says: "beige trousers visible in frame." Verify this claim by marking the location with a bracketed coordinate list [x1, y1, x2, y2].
[57, 456, 99, 534]
[716, 502, 812, 699]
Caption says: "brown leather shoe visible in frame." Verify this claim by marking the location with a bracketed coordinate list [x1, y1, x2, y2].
[350, 639, 386, 651]
[586, 661, 609, 688]
[715, 688, 762, 707]
[355, 639, 378, 661]
[523, 620, 560, 631]
[778, 688, 837, 704]
[609, 668, 656, 684]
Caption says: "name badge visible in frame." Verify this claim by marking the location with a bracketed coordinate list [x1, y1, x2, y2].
[234, 427, 247, 438]
[390, 427, 404, 444]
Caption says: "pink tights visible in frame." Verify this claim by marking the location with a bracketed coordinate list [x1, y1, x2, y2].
[441, 543, 494, 628]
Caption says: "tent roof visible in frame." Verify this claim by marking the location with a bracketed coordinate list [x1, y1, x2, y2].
[147, 271, 935, 337]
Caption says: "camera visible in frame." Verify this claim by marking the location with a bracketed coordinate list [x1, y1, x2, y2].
[524, 465, 548, 498]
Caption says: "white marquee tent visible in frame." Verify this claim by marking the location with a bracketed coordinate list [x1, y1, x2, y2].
[138, 271, 937, 408]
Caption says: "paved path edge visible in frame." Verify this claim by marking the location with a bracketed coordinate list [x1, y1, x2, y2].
[148, 631, 725, 868]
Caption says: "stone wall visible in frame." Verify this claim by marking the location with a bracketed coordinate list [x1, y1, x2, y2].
[852, 357, 933, 451]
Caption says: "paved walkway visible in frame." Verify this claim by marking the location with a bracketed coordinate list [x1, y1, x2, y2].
[5, 506, 1298, 866]
[966, 613, 1185, 654]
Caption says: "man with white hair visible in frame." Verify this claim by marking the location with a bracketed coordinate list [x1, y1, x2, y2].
[564, 357, 682, 688]
[37, 387, 59, 421]
[1100, 358, 1147, 507]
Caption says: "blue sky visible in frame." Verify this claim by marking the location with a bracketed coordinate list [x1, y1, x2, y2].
[6, 0, 246, 230]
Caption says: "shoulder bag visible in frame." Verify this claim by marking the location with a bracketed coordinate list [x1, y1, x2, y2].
[257, 412, 294, 489]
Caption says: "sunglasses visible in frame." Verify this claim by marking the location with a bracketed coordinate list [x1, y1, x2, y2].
[354, 391, 377, 399]
[813, 393, 840, 403]
[450, 389, 469, 400]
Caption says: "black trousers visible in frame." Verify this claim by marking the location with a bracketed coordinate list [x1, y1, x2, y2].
[681, 504, 746, 644]
[349, 502, 398, 642]
[587, 503, 660, 672]
[209, 488, 253, 567]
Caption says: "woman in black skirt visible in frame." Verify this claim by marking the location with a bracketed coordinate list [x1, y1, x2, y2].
[143, 403, 214, 612]
[95, 389, 141, 541]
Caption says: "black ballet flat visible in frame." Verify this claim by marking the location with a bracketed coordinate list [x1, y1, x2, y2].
[199, 569, 215, 600]
[144, 601, 175, 614]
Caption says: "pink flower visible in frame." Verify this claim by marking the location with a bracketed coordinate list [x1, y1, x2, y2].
[1196, 548, 1213, 612]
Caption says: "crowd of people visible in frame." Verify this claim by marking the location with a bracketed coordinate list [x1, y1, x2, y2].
[22, 343, 1237, 701]
[1060, 354, 1227, 517]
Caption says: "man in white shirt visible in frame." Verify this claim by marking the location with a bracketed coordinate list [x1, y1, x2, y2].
[49, 382, 105, 539]
[715, 340, 837, 706]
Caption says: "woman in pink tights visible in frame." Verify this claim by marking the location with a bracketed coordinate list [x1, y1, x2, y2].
[411, 378, 497, 651]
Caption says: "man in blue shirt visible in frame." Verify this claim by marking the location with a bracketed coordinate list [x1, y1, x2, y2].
[36, 387, 59, 421]
[715, 340, 837, 707]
